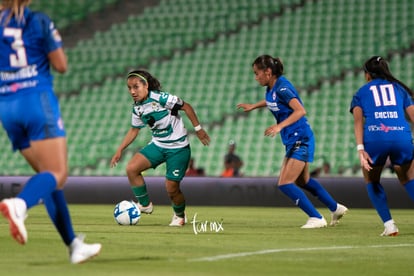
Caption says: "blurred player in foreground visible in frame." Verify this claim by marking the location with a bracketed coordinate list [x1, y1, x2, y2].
[350, 56, 414, 236]
[238, 54, 348, 228]
[110, 70, 210, 226]
[0, 0, 101, 263]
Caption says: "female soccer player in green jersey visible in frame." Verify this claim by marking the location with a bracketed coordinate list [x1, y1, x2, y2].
[111, 70, 210, 226]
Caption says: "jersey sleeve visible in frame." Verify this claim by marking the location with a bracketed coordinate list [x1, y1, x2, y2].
[349, 91, 362, 113]
[399, 85, 414, 109]
[277, 87, 298, 105]
[32, 12, 63, 54]
[156, 91, 182, 110]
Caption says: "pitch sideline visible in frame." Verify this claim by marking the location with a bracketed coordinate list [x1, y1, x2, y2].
[188, 243, 414, 262]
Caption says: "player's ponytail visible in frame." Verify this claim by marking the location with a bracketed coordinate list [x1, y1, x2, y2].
[252, 55, 284, 77]
[364, 56, 413, 99]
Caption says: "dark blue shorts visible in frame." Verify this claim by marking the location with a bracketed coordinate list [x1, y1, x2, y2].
[0, 89, 66, 151]
[285, 135, 315, 163]
[365, 140, 414, 166]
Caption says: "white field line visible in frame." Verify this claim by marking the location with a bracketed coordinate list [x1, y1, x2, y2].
[189, 243, 414, 262]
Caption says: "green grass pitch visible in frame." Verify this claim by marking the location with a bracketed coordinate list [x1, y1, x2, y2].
[1, 205, 414, 276]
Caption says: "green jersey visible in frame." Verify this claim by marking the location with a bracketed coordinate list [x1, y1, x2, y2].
[131, 91, 188, 149]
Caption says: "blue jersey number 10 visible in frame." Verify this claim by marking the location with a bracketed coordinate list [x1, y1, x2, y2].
[369, 84, 396, 107]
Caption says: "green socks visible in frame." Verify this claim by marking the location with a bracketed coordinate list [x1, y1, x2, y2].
[172, 202, 186, 218]
[131, 185, 150, 206]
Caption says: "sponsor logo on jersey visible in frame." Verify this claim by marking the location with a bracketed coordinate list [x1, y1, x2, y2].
[266, 101, 279, 111]
[367, 123, 405, 133]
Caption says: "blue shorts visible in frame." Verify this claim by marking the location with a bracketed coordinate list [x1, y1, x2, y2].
[285, 135, 315, 163]
[365, 140, 414, 166]
[0, 89, 66, 151]
[139, 143, 191, 181]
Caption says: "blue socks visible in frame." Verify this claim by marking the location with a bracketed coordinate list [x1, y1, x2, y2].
[404, 179, 414, 201]
[44, 190, 76, 246]
[17, 171, 75, 246]
[17, 172, 57, 208]
[279, 183, 322, 218]
[303, 178, 337, 212]
[366, 182, 392, 223]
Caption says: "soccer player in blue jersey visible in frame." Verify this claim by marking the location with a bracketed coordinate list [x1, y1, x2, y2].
[0, 0, 101, 263]
[238, 55, 348, 228]
[110, 70, 210, 226]
[350, 56, 414, 236]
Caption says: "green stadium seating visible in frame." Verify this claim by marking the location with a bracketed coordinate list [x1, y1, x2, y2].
[29, 0, 119, 29]
[1, 0, 413, 177]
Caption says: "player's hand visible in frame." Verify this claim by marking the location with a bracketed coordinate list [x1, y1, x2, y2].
[196, 129, 210, 146]
[237, 103, 254, 112]
[110, 152, 122, 168]
[358, 150, 373, 171]
[264, 124, 281, 137]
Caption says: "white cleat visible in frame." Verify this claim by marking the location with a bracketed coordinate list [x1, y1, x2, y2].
[69, 234, 102, 264]
[169, 214, 187, 227]
[137, 202, 153, 214]
[0, 198, 28, 245]
[330, 203, 348, 226]
[301, 217, 327, 229]
[380, 220, 399, 237]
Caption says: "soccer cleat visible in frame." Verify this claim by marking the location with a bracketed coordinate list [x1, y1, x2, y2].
[69, 234, 102, 264]
[330, 203, 348, 226]
[137, 202, 153, 214]
[301, 217, 327, 229]
[169, 213, 187, 227]
[380, 221, 399, 237]
[0, 198, 28, 245]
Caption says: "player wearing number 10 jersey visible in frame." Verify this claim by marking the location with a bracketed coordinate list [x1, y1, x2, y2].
[350, 56, 414, 236]
[0, 0, 101, 263]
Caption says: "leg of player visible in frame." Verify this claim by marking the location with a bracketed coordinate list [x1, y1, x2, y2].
[278, 158, 327, 228]
[296, 163, 348, 226]
[364, 166, 397, 236]
[126, 153, 153, 214]
[301, 178, 348, 226]
[166, 179, 187, 227]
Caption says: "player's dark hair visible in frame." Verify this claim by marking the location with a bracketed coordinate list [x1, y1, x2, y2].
[364, 56, 413, 98]
[127, 70, 162, 91]
[252, 55, 284, 77]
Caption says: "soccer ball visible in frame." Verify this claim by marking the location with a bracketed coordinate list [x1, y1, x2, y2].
[114, 200, 141, 225]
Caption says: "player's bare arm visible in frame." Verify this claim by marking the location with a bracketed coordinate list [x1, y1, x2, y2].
[111, 128, 140, 167]
[237, 99, 266, 112]
[180, 102, 210, 145]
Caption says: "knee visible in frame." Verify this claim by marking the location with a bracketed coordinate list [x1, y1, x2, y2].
[52, 171, 68, 189]
[126, 163, 139, 177]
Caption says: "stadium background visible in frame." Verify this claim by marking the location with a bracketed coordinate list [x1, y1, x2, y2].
[1, 0, 414, 207]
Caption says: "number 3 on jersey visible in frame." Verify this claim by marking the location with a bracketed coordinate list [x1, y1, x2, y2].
[369, 84, 396, 107]
[3, 27, 28, 67]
